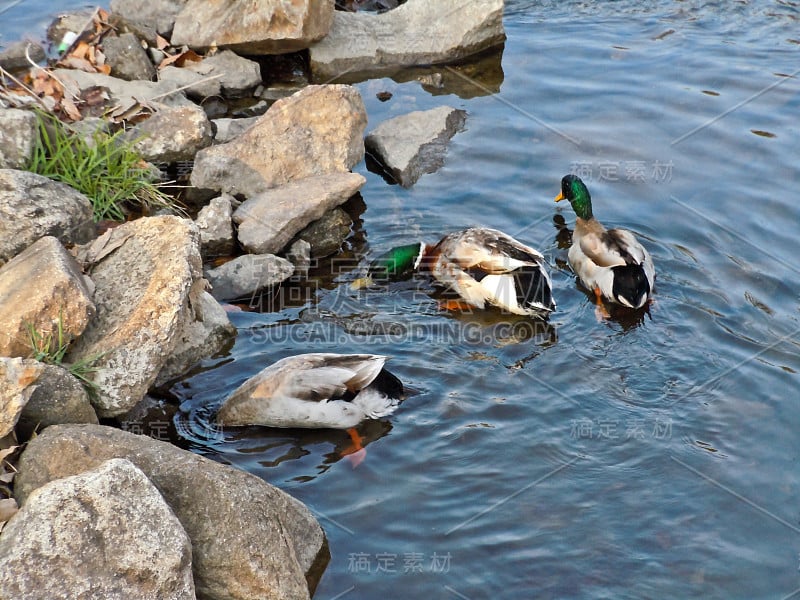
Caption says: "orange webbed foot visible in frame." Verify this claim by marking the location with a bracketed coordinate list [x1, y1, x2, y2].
[593, 286, 610, 321]
[438, 300, 475, 312]
[342, 427, 367, 467]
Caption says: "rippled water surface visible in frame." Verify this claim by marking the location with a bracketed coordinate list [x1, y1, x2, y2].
[4, 1, 800, 598]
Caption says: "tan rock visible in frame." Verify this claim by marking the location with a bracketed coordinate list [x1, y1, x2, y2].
[0, 358, 44, 438]
[0, 236, 95, 359]
[16, 424, 329, 600]
[0, 458, 195, 600]
[190, 84, 366, 197]
[172, 0, 333, 54]
[66, 216, 201, 417]
[234, 172, 365, 254]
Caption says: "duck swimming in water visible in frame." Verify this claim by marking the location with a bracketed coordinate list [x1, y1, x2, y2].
[555, 174, 655, 312]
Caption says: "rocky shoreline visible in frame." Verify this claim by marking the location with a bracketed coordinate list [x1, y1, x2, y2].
[0, 1, 504, 598]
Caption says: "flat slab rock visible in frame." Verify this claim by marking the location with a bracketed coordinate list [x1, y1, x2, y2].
[310, 0, 505, 80]
[190, 84, 366, 197]
[365, 105, 467, 187]
[0, 236, 95, 358]
[234, 172, 365, 254]
[172, 0, 333, 54]
[67, 216, 201, 418]
[15, 424, 328, 600]
[0, 169, 95, 266]
[0, 458, 195, 600]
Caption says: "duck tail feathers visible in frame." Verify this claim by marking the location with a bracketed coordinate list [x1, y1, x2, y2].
[611, 264, 651, 308]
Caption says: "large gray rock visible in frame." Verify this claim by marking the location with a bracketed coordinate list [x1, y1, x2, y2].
[129, 102, 213, 163]
[183, 50, 262, 97]
[190, 84, 366, 197]
[16, 424, 329, 600]
[0, 458, 195, 600]
[365, 105, 467, 187]
[172, 0, 333, 54]
[102, 32, 156, 81]
[204, 254, 294, 302]
[0, 358, 44, 438]
[0, 169, 95, 266]
[0, 236, 95, 358]
[17, 363, 98, 440]
[0, 109, 37, 169]
[195, 194, 235, 257]
[309, 0, 505, 81]
[159, 64, 222, 101]
[154, 289, 236, 386]
[67, 217, 201, 417]
[110, 0, 190, 35]
[233, 172, 365, 255]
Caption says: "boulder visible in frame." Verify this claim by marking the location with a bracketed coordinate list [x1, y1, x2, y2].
[172, 0, 333, 54]
[16, 424, 329, 600]
[46, 8, 97, 46]
[17, 363, 98, 441]
[0, 169, 95, 266]
[365, 105, 467, 187]
[0, 458, 195, 600]
[109, 0, 190, 35]
[128, 102, 213, 163]
[0, 358, 44, 438]
[101, 32, 156, 81]
[0, 40, 45, 72]
[204, 254, 294, 302]
[0, 108, 37, 169]
[233, 172, 365, 255]
[154, 289, 236, 386]
[296, 207, 353, 258]
[0, 236, 95, 358]
[211, 116, 259, 144]
[182, 50, 262, 97]
[190, 84, 366, 197]
[309, 0, 505, 81]
[66, 217, 201, 417]
[195, 194, 235, 257]
[159, 64, 223, 101]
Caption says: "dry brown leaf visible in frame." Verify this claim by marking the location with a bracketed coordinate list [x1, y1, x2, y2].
[71, 41, 91, 61]
[59, 56, 98, 73]
[156, 34, 169, 50]
[81, 85, 110, 106]
[98, 64, 111, 75]
[158, 49, 202, 70]
[61, 94, 82, 121]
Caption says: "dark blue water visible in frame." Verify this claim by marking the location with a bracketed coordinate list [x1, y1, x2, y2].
[4, 1, 800, 598]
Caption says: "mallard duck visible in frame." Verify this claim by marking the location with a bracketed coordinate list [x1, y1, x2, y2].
[217, 353, 403, 430]
[555, 174, 655, 310]
[354, 227, 555, 316]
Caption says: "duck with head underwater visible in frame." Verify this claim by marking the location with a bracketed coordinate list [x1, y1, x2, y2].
[353, 227, 556, 317]
[216, 353, 405, 463]
[555, 174, 655, 312]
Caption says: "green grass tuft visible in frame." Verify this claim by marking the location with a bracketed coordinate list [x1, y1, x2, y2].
[26, 314, 103, 400]
[27, 110, 177, 222]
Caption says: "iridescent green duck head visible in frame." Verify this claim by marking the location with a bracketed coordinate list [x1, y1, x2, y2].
[351, 242, 426, 289]
[555, 174, 593, 220]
